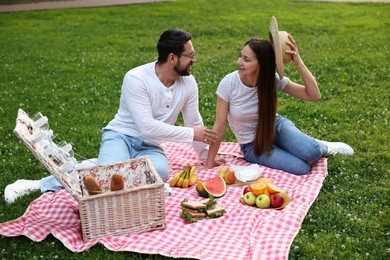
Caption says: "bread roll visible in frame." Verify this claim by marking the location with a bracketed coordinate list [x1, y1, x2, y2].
[83, 176, 103, 195]
[110, 173, 125, 191]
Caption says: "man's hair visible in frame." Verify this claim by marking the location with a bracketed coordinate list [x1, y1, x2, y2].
[157, 29, 192, 63]
[245, 38, 277, 156]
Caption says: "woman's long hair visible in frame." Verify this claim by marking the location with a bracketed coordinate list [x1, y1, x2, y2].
[245, 38, 277, 156]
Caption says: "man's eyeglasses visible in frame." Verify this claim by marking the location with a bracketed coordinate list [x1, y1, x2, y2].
[181, 52, 196, 59]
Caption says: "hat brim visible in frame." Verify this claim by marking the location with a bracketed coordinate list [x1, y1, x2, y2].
[269, 16, 284, 79]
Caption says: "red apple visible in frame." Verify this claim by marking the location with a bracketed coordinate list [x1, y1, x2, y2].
[243, 185, 252, 195]
[270, 192, 285, 208]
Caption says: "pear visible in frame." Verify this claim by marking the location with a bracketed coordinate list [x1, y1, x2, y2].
[224, 170, 236, 185]
[218, 166, 230, 178]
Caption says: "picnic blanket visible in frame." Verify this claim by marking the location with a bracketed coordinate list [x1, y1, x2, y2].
[0, 141, 328, 259]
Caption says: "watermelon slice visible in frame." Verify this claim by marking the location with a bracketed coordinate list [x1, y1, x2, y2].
[196, 175, 226, 198]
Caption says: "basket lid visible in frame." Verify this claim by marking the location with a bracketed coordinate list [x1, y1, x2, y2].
[14, 108, 82, 199]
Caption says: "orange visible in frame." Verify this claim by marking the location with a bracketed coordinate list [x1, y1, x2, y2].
[250, 183, 266, 196]
[267, 183, 281, 194]
[263, 189, 271, 198]
[256, 177, 274, 186]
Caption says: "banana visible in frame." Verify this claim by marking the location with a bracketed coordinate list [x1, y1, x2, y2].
[176, 168, 187, 187]
[188, 174, 199, 186]
[189, 166, 196, 178]
[171, 166, 196, 188]
[182, 169, 189, 188]
[169, 170, 183, 187]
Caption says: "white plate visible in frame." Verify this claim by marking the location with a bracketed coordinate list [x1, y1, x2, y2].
[230, 164, 262, 182]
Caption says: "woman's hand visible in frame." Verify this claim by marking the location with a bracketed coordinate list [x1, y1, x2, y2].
[282, 34, 321, 102]
[198, 156, 227, 170]
[285, 34, 303, 66]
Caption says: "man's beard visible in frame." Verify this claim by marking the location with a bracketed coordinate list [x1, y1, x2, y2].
[174, 61, 193, 76]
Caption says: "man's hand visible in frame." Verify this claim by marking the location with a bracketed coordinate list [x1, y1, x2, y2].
[192, 126, 218, 144]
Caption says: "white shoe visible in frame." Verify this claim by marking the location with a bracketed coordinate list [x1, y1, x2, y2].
[4, 179, 41, 204]
[319, 140, 354, 156]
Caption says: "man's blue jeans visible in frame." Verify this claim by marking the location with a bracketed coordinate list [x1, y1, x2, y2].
[40, 130, 169, 192]
[97, 130, 169, 181]
[240, 115, 327, 175]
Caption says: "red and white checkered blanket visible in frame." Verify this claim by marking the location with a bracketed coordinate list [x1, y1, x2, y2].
[0, 142, 327, 259]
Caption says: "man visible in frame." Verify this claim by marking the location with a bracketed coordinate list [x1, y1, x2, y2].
[5, 29, 223, 204]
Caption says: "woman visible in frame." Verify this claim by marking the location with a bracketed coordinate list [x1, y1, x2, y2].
[205, 33, 353, 175]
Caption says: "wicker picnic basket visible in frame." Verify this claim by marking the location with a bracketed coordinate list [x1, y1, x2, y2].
[13, 109, 166, 241]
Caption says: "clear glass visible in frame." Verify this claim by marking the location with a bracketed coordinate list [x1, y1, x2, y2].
[58, 158, 76, 173]
[31, 112, 49, 130]
[57, 141, 74, 158]
[50, 146, 66, 166]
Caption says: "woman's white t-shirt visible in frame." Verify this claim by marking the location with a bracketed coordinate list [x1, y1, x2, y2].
[216, 71, 289, 144]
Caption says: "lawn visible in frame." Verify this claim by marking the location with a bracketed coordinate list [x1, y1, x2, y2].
[0, 0, 389, 259]
[0, 0, 72, 4]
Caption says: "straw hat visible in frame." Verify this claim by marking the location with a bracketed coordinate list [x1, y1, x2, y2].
[269, 16, 292, 79]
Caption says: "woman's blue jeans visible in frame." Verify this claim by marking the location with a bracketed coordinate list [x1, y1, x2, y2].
[240, 115, 327, 175]
[40, 130, 169, 192]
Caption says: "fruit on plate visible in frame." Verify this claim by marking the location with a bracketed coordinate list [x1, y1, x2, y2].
[196, 175, 226, 198]
[255, 194, 271, 208]
[263, 189, 271, 198]
[243, 185, 252, 195]
[240, 178, 290, 209]
[279, 189, 288, 201]
[250, 183, 266, 196]
[255, 177, 274, 186]
[270, 192, 285, 208]
[242, 192, 256, 206]
[224, 169, 236, 184]
[267, 183, 281, 194]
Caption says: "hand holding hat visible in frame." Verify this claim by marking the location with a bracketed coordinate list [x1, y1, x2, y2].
[269, 16, 294, 78]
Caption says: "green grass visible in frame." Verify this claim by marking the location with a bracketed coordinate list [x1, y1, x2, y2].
[0, 0, 389, 258]
[0, 0, 74, 4]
